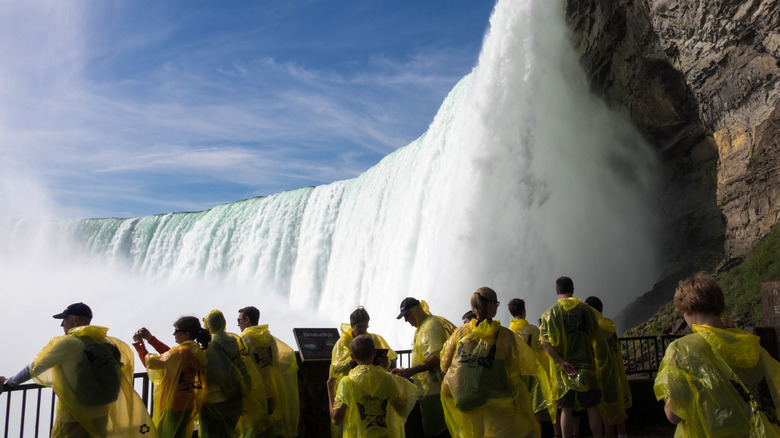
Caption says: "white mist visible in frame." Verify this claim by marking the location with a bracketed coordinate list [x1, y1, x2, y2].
[0, 0, 660, 382]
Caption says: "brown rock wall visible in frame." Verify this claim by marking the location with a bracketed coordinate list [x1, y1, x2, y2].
[564, 0, 780, 267]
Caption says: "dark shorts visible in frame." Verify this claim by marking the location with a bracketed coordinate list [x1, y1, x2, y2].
[557, 389, 602, 409]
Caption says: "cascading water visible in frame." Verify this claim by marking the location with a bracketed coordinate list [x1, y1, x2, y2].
[0, 0, 660, 373]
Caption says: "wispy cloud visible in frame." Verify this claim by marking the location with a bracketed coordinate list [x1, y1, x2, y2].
[0, 1, 495, 219]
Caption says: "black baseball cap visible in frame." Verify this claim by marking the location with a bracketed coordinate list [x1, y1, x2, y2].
[53, 302, 93, 319]
[396, 297, 420, 319]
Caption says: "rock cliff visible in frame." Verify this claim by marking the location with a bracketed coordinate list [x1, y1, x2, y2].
[563, 0, 780, 326]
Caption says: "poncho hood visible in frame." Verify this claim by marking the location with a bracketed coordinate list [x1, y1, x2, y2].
[68, 325, 108, 340]
[242, 324, 272, 343]
[509, 319, 529, 332]
[203, 309, 226, 333]
[693, 324, 761, 368]
[558, 297, 581, 312]
[339, 322, 354, 339]
[470, 319, 501, 338]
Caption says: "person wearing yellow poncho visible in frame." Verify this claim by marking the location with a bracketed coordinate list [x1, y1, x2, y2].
[201, 310, 270, 437]
[440, 287, 540, 438]
[540, 276, 605, 438]
[327, 335, 418, 438]
[584, 296, 630, 438]
[507, 298, 556, 427]
[329, 306, 397, 437]
[392, 297, 456, 437]
[1, 302, 157, 438]
[654, 272, 780, 438]
[330, 306, 398, 379]
[238, 306, 300, 437]
[133, 316, 209, 438]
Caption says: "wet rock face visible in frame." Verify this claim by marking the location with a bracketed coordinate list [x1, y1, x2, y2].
[565, 0, 780, 267]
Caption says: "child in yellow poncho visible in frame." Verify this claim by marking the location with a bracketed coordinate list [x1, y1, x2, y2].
[327, 335, 417, 438]
[654, 273, 780, 438]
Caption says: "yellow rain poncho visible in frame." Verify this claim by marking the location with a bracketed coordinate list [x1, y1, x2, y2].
[440, 319, 540, 438]
[334, 365, 417, 438]
[30, 325, 158, 438]
[240, 324, 300, 437]
[202, 310, 270, 437]
[509, 319, 556, 420]
[407, 301, 456, 436]
[145, 339, 207, 438]
[654, 324, 780, 438]
[593, 317, 631, 425]
[539, 297, 603, 400]
[330, 323, 398, 378]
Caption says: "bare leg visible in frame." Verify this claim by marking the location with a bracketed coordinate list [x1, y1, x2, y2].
[586, 406, 603, 438]
[605, 422, 615, 438]
[553, 411, 562, 437]
[560, 407, 575, 438]
[617, 421, 628, 437]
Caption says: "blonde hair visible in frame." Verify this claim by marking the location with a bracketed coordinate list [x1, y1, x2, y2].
[471, 287, 498, 320]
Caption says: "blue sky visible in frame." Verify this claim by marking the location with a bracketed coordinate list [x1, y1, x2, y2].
[0, 1, 496, 219]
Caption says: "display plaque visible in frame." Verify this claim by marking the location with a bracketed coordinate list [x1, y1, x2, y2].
[292, 327, 340, 362]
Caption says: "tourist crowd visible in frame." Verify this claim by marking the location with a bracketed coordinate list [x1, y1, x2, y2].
[1, 273, 779, 438]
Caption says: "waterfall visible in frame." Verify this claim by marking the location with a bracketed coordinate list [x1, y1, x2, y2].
[0, 0, 660, 364]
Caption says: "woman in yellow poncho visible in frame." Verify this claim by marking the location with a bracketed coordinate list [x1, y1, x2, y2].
[654, 273, 780, 438]
[133, 317, 209, 438]
[440, 287, 540, 438]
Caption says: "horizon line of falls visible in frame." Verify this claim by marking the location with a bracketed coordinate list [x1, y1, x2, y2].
[1, 0, 661, 351]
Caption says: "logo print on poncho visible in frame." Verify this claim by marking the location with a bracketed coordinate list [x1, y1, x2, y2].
[357, 396, 388, 430]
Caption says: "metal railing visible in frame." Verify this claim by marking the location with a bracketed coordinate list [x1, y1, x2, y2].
[619, 335, 681, 375]
[1, 372, 152, 438]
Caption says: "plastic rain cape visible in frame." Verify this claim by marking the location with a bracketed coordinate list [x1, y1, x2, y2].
[330, 323, 398, 379]
[408, 301, 456, 397]
[440, 319, 541, 438]
[539, 297, 604, 399]
[654, 324, 780, 438]
[509, 319, 556, 419]
[30, 325, 158, 437]
[334, 365, 417, 438]
[593, 317, 632, 425]
[202, 310, 270, 437]
[406, 301, 456, 436]
[240, 324, 300, 437]
[145, 339, 207, 438]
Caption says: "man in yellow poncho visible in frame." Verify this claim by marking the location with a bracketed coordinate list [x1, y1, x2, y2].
[540, 277, 605, 438]
[654, 273, 780, 438]
[238, 305, 300, 437]
[327, 335, 417, 438]
[584, 296, 630, 438]
[0, 302, 157, 437]
[330, 306, 397, 380]
[391, 297, 456, 437]
[508, 298, 556, 426]
[329, 306, 397, 437]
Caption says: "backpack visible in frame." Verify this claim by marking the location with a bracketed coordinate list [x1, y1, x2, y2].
[74, 340, 122, 406]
